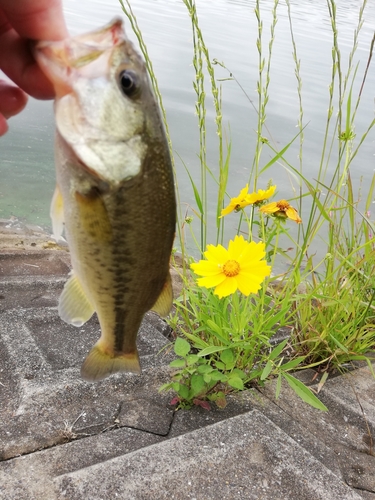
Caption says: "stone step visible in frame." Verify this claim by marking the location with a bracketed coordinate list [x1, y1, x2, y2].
[0, 409, 364, 500]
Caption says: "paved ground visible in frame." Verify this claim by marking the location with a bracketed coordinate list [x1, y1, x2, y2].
[0, 219, 374, 499]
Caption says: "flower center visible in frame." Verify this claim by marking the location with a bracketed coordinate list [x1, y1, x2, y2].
[223, 259, 240, 277]
[276, 200, 290, 211]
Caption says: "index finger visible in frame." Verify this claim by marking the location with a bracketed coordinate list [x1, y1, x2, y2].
[0, 0, 68, 99]
[0, 0, 68, 41]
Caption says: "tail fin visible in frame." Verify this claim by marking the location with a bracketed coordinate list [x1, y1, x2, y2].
[80, 344, 141, 382]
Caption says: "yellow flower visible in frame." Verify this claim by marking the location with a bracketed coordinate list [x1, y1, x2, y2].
[220, 185, 251, 217]
[221, 185, 276, 217]
[190, 235, 271, 298]
[246, 185, 276, 205]
[260, 199, 302, 223]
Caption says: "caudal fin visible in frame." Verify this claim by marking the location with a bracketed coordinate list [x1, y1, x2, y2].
[80, 344, 141, 382]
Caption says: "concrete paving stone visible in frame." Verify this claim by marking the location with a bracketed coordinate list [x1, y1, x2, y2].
[0, 251, 70, 278]
[0, 426, 166, 500]
[0, 304, 175, 460]
[259, 365, 375, 495]
[6, 409, 361, 500]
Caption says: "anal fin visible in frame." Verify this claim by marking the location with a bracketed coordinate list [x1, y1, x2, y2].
[151, 272, 173, 317]
[58, 272, 95, 327]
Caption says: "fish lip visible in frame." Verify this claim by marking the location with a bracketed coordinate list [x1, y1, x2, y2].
[34, 17, 126, 97]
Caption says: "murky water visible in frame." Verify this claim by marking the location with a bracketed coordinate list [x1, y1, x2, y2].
[1, 0, 375, 254]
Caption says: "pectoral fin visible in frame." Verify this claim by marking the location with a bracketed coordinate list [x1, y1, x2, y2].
[151, 272, 173, 317]
[50, 184, 64, 240]
[58, 272, 95, 327]
[75, 188, 112, 242]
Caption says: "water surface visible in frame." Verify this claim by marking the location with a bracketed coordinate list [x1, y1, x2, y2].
[1, 0, 374, 256]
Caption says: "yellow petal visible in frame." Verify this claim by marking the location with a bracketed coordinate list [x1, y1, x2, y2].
[214, 277, 238, 298]
[220, 203, 236, 217]
[240, 262, 271, 278]
[246, 185, 276, 204]
[197, 273, 226, 288]
[204, 244, 228, 264]
[236, 240, 266, 264]
[236, 273, 263, 295]
[259, 202, 279, 215]
[190, 260, 221, 276]
[228, 235, 247, 260]
[286, 207, 302, 223]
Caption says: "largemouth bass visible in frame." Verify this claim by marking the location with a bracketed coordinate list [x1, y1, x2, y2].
[35, 19, 176, 381]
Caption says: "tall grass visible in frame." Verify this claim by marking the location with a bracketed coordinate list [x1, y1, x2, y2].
[120, 0, 375, 409]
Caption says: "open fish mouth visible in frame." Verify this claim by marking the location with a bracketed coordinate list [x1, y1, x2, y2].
[35, 18, 126, 97]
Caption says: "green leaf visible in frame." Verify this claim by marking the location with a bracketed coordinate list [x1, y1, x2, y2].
[329, 334, 349, 353]
[174, 337, 191, 357]
[169, 359, 186, 368]
[280, 356, 305, 371]
[203, 374, 212, 383]
[260, 360, 273, 381]
[232, 368, 246, 379]
[186, 354, 200, 365]
[197, 364, 213, 374]
[215, 361, 226, 370]
[206, 319, 223, 335]
[190, 374, 205, 397]
[283, 373, 328, 411]
[228, 376, 244, 390]
[220, 349, 235, 367]
[211, 370, 227, 382]
[198, 345, 229, 357]
[177, 384, 190, 400]
[269, 338, 288, 360]
[183, 164, 203, 213]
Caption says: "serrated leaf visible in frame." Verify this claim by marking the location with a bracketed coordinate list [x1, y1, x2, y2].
[197, 364, 213, 374]
[215, 396, 227, 409]
[177, 384, 190, 400]
[186, 354, 200, 365]
[190, 374, 205, 397]
[227, 376, 244, 390]
[203, 374, 212, 383]
[193, 399, 211, 410]
[174, 337, 191, 357]
[283, 373, 328, 411]
[169, 359, 186, 368]
[215, 361, 226, 370]
[232, 368, 246, 379]
[220, 349, 235, 366]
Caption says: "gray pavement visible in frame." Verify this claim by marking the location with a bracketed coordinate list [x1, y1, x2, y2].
[0, 220, 374, 499]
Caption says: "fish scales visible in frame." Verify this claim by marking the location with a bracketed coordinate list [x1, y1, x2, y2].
[35, 18, 176, 381]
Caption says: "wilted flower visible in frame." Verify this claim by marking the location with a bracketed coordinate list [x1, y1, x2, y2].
[221, 185, 276, 217]
[190, 235, 271, 298]
[260, 199, 302, 224]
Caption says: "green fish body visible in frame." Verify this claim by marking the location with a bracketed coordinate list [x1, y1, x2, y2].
[35, 19, 176, 381]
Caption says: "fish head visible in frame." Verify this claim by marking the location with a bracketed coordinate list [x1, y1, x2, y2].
[35, 18, 161, 183]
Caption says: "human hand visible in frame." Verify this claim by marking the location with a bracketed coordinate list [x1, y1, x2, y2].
[0, 0, 68, 135]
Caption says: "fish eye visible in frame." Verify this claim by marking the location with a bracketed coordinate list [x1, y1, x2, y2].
[118, 69, 140, 98]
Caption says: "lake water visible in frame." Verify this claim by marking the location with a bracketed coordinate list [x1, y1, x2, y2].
[1, 0, 375, 257]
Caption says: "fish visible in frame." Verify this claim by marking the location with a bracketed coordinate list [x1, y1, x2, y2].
[34, 18, 176, 381]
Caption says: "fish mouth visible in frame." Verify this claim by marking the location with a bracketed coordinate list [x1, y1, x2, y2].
[34, 18, 125, 97]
